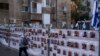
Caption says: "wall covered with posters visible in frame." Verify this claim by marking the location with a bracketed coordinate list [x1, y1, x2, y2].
[0, 27, 99, 56]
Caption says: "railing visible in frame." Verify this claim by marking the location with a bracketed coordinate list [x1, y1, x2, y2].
[42, 7, 55, 14]
[32, 8, 37, 13]
[30, 14, 42, 20]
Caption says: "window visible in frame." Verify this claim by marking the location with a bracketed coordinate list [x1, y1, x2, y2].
[68, 51, 72, 56]
[82, 43, 87, 50]
[21, 6, 28, 12]
[63, 50, 66, 55]
[46, 0, 50, 6]
[0, 3, 9, 10]
[90, 45, 95, 51]
[32, 2, 37, 12]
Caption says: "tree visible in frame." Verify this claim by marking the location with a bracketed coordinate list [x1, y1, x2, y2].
[71, 0, 90, 22]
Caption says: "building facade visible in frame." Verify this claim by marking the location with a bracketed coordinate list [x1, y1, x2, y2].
[0, 27, 99, 56]
[0, 0, 71, 28]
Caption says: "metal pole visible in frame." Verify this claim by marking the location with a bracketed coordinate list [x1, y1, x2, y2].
[98, 27, 100, 56]
[8, 19, 10, 47]
[47, 25, 50, 56]
[56, 0, 57, 28]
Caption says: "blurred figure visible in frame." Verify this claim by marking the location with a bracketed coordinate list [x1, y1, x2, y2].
[75, 22, 79, 29]
[19, 36, 29, 56]
[82, 22, 86, 30]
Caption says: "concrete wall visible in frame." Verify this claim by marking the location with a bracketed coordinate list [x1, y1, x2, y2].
[0, 0, 8, 3]
[0, 9, 9, 24]
[54, 0, 71, 28]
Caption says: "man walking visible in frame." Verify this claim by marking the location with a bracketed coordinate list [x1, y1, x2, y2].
[19, 36, 29, 56]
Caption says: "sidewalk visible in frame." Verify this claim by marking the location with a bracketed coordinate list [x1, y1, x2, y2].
[0, 43, 19, 56]
[0, 38, 42, 56]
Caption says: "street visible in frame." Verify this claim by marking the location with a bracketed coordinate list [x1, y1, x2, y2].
[0, 43, 18, 56]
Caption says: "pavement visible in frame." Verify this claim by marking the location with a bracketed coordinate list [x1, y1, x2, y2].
[0, 42, 34, 56]
[0, 43, 19, 56]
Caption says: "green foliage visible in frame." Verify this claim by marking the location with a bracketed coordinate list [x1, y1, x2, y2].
[71, 0, 90, 22]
